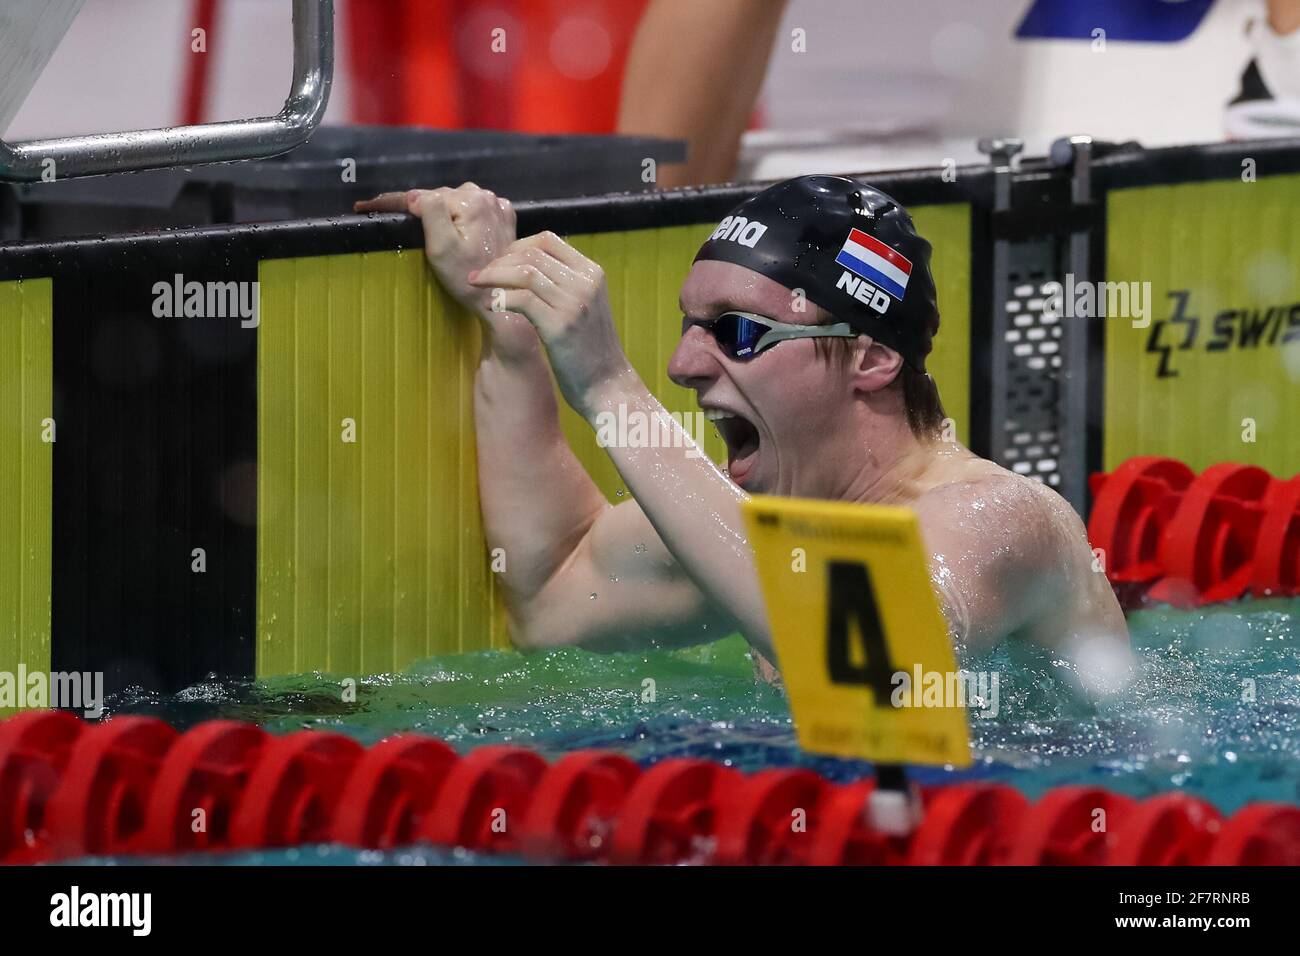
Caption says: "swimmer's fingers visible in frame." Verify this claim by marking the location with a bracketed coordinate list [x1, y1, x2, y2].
[470, 243, 579, 284]
[468, 248, 590, 339]
[505, 231, 600, 284]
[353, 187, 461, 257]
[468, 254, 578, 314]
[353, 191, 409, 214]
[408, 188, 466, 257]
[483, 289, 552, 332]
[471, 242, 622, 413]
[359, 187, 449, 216]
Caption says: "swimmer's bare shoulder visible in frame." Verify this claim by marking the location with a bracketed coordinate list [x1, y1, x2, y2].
[913, 455, 1129, 655]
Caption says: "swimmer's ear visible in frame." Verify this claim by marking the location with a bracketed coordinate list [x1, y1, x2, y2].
[849, 338, 904, 394]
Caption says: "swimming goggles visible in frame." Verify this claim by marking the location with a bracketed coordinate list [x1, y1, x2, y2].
[681, 310, 857, 361]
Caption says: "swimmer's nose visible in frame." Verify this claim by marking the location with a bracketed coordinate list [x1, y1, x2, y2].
[668, 324, 721, 389]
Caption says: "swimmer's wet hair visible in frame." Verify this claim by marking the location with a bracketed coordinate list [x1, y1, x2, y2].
[899, 363, 947, 438]
[814, 337, 948, 438]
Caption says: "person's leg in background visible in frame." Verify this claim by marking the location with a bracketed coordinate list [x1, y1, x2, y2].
[1227, 0, 1300, 137]
[1266, 0, 1300, 33]
[617, 0, 790, 187]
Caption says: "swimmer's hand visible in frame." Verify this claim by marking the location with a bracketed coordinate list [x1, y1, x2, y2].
[468, 231, 633, 416]
[354, 183, 517, 318]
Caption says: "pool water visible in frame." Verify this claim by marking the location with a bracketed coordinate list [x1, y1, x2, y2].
[86, 598, 1300, 864]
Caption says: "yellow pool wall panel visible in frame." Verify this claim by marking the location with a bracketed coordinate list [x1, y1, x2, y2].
[912, 203, 971, 438]
[257, 251, 506, 677]
[1105, 175, 1300, 475]
[0, 278, 54, 709]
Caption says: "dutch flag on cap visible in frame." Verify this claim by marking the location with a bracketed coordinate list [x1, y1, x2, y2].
[834, 229, 912, 300]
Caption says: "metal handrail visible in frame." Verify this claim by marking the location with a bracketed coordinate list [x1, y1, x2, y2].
[0, 0, 333, 182]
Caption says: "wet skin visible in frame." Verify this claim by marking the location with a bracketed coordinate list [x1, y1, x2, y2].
[357, 184, 1133, 697]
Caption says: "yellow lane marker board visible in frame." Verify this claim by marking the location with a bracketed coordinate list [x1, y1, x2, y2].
[741, 495, 972, 768]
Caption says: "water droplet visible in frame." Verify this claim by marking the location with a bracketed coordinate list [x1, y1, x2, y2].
[589, 592, 597, 600]
[615, 488, 625, 497]
[634, 543, 646, 554]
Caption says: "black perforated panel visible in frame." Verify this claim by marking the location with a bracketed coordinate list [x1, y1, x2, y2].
[998, 247, 1065, 488]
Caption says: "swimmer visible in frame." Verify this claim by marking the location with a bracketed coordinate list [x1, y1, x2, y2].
[356, 175, 1132, 695]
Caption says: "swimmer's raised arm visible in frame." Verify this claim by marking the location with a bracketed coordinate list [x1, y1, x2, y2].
[357, 185, 732, 653]
[469, 232, 777, 659]
[469, 260, 734, 652]
[472, 311, 732, 652]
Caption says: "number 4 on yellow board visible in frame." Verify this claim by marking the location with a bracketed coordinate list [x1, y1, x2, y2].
[741, 495, 972, 768]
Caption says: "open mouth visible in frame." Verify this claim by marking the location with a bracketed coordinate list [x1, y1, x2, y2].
[703, 408, 761, 487]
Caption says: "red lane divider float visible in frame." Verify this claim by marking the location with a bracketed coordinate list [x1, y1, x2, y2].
[608, 758, 742, 865]
[332, 734, 457, 850]
[1, 713, 1297, 865]
[1107, 793, 1223, 866]
[0, 711, 84, 863]
[909, 783, 1027, 865]
[1003, 786, 1135, 865]
[140, 720, 267, 854]
[1205, 803, 1300, 865]
[805, 780, 908, 865]
[421, 745, 547, 854]
[519, 751, 639, 862]
[230, 731, 364, 851]
[1089, 457, 1300, 608]
[713, 767, 827, 865]
[43, 717, 178, 859]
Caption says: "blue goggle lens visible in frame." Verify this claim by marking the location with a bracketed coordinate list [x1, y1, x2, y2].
[683, 313, 771, 360]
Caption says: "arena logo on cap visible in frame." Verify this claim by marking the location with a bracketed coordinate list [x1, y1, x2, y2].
[708, 215, 768, 248]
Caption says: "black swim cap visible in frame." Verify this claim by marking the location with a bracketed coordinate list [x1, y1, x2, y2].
[693, 175, 940, 370]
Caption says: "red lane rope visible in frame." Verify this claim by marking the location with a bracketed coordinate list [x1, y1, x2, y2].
[2, 713, 1296, 865]
[1089, 457, 1300, 608]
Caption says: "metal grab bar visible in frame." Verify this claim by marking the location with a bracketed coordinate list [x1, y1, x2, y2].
[0, 0, 333, 182]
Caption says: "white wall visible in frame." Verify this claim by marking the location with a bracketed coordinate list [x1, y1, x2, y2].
[746, 0, 1258, 175]
[761, 0, 1254, 147]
